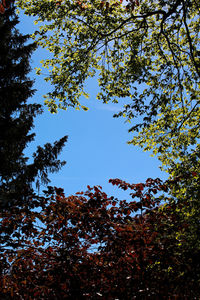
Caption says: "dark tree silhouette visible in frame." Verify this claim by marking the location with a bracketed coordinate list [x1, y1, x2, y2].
[0, 8, 67, 209]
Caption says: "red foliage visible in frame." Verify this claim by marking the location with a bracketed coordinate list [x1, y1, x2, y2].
[0, 0, 14, 14]
[0, 178, 199, 298]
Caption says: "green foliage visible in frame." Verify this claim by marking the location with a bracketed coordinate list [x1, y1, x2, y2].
[0, 1, 199, 296]
[16, 0, 145, 113]
[0, 8, 67, 209]
[16, 0, 200, 173]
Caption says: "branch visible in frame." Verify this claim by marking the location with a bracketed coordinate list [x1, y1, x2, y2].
[182, 0, 200, 78]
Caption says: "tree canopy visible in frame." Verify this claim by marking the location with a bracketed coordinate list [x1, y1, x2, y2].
[0, 1, 200, 298]
[16, 0, 200, 173]
[1, 177, 200, 298]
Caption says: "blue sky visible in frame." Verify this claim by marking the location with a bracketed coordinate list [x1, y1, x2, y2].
[17, 11, 167, 198]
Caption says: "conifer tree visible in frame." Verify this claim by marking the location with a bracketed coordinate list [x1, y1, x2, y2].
[0, 8, 67, 209]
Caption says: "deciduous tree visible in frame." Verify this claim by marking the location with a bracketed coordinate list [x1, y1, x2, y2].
[1, 177, 199, 298]
[16, 0, 200, 174]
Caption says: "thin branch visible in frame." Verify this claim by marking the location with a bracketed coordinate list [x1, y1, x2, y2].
[182, 0, 200, 78]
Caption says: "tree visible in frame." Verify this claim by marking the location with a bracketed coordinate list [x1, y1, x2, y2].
[1, 178, 199, 298]
[0, 8, 67, 209]
[16, 0, 200, 173]
[5, 2, 199, 297]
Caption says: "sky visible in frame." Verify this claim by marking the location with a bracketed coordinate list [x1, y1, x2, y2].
[17, 10, 167, 199]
